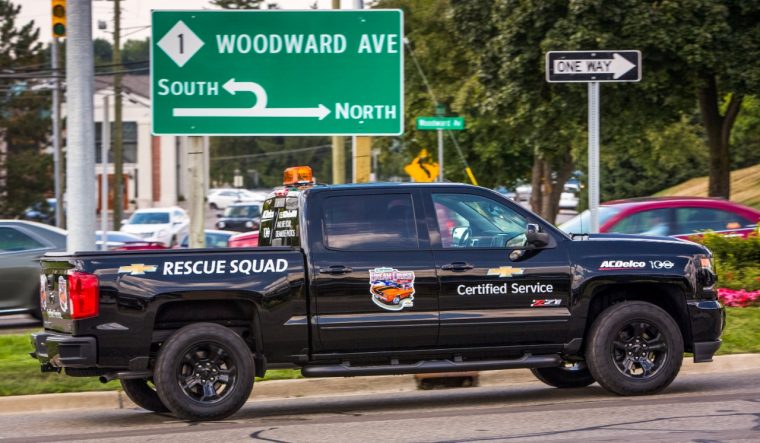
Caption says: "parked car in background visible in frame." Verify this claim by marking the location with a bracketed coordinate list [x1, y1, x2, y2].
[0, 220, 66, 319]
[227, 230, 259, 247]
[19, 198, 57, 225]
[207, 188, 262, 210]
[559, 197, 760, 239]
[216, 201, 262, 232]
[95, 231, 167, 251]
[178, 229, 236, 248]
[120, 207, 189, 247]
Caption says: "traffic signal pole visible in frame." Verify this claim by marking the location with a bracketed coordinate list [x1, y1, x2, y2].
[51, 37, 63, 228]
[65, 0, 96, 252]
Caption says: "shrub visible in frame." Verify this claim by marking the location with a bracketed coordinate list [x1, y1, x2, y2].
[693, 228, 760, 292]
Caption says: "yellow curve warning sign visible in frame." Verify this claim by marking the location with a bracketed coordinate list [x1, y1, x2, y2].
[404, 149, 439, 182]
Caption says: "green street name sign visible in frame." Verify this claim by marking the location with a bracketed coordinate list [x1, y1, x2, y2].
[151, 10, 403, 135]
[416, 116, 465, 130]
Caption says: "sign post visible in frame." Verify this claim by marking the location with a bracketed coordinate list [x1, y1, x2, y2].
[415, 116, 465, 182]
[151, 10, 404, 136]
[545, 50, 641, 232]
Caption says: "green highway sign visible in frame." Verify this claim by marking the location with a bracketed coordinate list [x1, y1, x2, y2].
[416, 116, 465, 130]
[151, 10, 403, 135]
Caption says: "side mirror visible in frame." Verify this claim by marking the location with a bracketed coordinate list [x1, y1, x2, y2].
[525, 223, 550, 248]
[120, 219, 128, 226]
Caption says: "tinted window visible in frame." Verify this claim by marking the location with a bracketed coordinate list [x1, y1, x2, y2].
[129, 212, 170, 224]
[609, 208, 672, 236]
[675, 207, 753, 234]
[224, 204, 260, 218]
[324, 194, 418, 250]
[0, 227, 45, 252]
[432, 193, 527, 248]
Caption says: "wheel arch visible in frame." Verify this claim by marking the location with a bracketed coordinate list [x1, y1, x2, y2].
[581, 281, 694, 354]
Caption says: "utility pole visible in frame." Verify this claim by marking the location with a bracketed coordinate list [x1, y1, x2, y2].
[350, 0, 372, 184]
[331, 0, 345, 184]
[65, 0, 96, 252]
[188, 137, 206, 248]
[101, 95, 110, 250]
[112, 0, 124, 229]
[51, 37, 64, 228]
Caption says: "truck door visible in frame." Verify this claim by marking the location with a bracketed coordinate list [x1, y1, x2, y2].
[424, 190, 573, 348]
[308, 189, 439, 353]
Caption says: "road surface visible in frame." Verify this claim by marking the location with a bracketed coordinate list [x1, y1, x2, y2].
[1, 368, 759, 442]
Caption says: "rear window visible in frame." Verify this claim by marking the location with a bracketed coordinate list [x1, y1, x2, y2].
[323, 194, 418, 250]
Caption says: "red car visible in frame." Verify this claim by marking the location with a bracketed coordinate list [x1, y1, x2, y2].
[228, 230, 259, 248]
[560, 197, 760, 239]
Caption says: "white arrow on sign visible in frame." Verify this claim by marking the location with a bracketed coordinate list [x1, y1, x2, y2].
[553, 53, 636, 79]
[173, 78, 331, 120]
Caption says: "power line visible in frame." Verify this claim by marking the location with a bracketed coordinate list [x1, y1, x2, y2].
[212, 144, 332, 161]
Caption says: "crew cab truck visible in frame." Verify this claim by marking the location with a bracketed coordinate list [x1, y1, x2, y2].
[31, 177, 724, 421]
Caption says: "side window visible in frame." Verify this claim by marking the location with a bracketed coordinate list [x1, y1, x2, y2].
[432, 193, 527, 248]
[0, 228, 45, 252]
[324, 194, 418, 250]
[609, 208, 672, 236]
[675, 207, 753, 234]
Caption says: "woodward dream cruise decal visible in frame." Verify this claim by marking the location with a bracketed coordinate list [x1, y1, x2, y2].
[369, 267, 415, 311]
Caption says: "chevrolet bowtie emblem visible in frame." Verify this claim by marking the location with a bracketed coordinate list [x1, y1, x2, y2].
[118, 264, 157, 275]
[487, 266, 525, 278]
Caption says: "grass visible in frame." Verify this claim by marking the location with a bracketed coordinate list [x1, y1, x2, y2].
[2, 307, 758, 396]
[655, 163, 760, 209]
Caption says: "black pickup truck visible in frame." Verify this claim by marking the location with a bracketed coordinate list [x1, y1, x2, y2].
[31, 181, 724, 421]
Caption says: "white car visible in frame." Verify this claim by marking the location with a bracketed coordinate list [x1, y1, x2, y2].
[120, 207, 189, 247]
[207, 189, 261, 210]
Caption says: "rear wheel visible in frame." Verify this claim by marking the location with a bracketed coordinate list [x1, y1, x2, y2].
[586, 301, 683, 396]
[531, 362, 595, 388]
[154, 323, 254, 421]
[120, 378, 169, 413]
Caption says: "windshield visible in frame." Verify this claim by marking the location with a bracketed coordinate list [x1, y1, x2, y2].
[559, 206, 620, 234]
[129, 212, 169, 224]
[223, 204, 260, 218]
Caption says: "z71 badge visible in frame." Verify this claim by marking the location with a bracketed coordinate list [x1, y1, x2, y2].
[369, 267, 415, 311]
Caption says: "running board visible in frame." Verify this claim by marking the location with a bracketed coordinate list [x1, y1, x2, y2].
[301, 354, 562, 378]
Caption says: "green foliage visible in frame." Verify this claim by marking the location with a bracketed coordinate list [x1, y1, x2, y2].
[732, 96, 760, 169]
[121, 38, 149, 67]
[720, 307, 760, 355]
[695, 230, 760, 291]
[0, 0, 51, 217]
[210, 0, 264, 10]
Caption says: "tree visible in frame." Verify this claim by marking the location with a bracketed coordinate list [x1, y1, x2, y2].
[0, 0, 50, 217]
[209, 0, 263, 9]
[122, 38, 149, 67]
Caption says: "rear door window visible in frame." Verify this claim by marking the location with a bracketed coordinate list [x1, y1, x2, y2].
[675, 207, 753, 234]
[608, 208, 673, 236]
[0, 227, 45, 252]
[323, 194, 418, 250]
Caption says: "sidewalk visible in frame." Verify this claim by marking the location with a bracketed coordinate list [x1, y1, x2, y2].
[2, 353, 758, 414]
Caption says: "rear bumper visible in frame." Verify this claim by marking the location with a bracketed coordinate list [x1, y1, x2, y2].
[687, 300, 725, 363]
[30, 332, 97, 369]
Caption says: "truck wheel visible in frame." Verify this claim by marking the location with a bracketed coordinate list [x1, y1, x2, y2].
[530, 362, 595, 388]
[586, 301, 683, 396]
[154, 323, 254, 421]
[120, 378, 169, 413]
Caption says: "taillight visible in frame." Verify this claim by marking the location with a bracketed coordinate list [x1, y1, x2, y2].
[67, 272, 99, 319]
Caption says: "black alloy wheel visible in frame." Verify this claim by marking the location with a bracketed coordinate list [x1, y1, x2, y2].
[586, 301, 683, 396]
[154, 323, 254, 421]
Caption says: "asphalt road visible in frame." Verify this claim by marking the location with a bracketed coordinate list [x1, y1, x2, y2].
[2, 369, 759, 442]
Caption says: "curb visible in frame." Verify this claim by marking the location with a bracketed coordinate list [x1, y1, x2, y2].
[2, 353, 759, 414]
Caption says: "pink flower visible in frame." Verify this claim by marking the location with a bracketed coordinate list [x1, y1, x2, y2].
[718, 288, 760, 307]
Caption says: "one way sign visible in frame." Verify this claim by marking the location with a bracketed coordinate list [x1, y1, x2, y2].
[546, 50, 641, 83]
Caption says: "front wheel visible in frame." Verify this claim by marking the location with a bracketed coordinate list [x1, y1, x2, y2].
[531, 362, 595, 388]
[120, 378, 169, 413]
[586, 301, 683, 396]
[154, 323, 255, 421]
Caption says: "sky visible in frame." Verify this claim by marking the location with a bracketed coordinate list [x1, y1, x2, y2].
[17, 0, 366, 44]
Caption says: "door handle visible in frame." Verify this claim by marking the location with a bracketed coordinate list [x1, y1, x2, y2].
[441, 262, 474, 272]
[320, 265, 353, 275]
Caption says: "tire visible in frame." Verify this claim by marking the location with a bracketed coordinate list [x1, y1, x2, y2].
[531, 362, 595, 388]
[121, 378, 170, 413]
[154, 323, 255, 421]
[170, 235, 178, 248]
[210, 203, 219, 210]
[586, 301, 683, 396]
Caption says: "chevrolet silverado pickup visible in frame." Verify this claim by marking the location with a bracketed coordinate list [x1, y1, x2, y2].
[31, 175, 724, 421]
